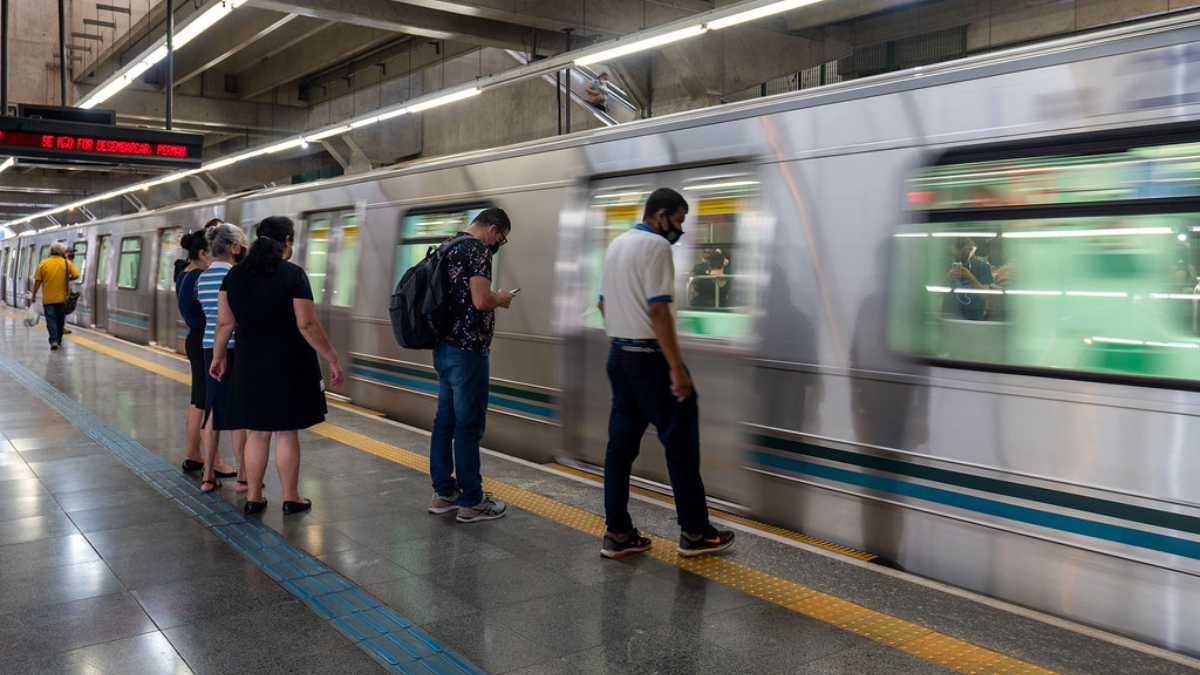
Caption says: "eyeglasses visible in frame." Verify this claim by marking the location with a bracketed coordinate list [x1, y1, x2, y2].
[496, 230, 509, 247]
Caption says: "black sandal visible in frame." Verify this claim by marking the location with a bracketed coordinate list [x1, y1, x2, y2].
[199, 479, 222, 493]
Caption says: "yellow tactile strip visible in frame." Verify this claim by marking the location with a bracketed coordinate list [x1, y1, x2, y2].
[312, 424, 1057, 675]
[6, 308, 1059, 675]
[548, 462, 878, 562]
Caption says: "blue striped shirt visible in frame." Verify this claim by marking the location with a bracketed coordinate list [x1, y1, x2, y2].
[198, 261, 234, 348]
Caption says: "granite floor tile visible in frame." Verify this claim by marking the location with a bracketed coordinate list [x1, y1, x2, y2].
[131, 566, 296, 629]
[0, 559, 126, 615]
[316, 547, 416, 586]
[0, 533, 101, 575]
[788, 642, 958, 675]
[568, 626, 763, 675]
[363, 575, 479, 626]
[10, 591, 157, 656]
[1, 631, 195, 675]
[66, 499, 192, 534]
[379, 530, 517, 577]
[104, 544, 255, 591]
[0, 511, 79, 546]
[163, 602, 384, 674]
[698, 602, 865, 673]
[0, 492, 58, 523]
[423, 609, 566, 674]
[53, 481, 167, 513]
[83, 517, 222, 560]
[428, 555, 578, 608]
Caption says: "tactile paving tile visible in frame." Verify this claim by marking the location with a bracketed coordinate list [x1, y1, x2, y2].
[0, 350, 489, 675]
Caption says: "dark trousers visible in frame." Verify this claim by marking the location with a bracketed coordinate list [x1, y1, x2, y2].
[603, 347, 710, 535]
[43, 303, 66, 344]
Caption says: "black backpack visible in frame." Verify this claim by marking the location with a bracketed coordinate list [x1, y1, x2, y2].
[389, 233, 476, 349]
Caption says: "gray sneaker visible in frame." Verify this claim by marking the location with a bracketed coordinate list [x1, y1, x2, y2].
[456, 494, 507, 523]
[429, 490, 461, 515]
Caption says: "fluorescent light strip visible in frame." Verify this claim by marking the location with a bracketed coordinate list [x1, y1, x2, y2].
[1004, 289, 1062, 296]
[1150, 293, 1200, 300]
[707, 0, 825, 30]
[576, 26, 707, 66]
[405, 88, 482, 113]
[682, 180, 760, 191]
[893, 233, 929, 238]
[1065, 291, 1128, 298]
[931, 231, 997, 238]
[80, 0, 248, 109]
[304, 126, 352, 143]
[0, 157, 14, 174]
[952, 288, 1003, 294]
[1004, 227, 1173, 239]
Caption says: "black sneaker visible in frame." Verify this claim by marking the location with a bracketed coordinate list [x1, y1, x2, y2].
[679, 525, 735, 557]
[601, 528, 652, 559]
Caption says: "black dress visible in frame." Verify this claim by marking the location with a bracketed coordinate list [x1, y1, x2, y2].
[221, 260, 327, 431]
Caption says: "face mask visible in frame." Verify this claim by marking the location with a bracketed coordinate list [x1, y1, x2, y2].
[663, 227, 683, 245]
[488, 243, 501, 255]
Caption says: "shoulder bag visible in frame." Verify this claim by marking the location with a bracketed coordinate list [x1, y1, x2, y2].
[62, 257, 80, 315]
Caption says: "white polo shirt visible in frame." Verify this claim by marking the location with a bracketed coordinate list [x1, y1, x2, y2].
[599, 224, 675, 339]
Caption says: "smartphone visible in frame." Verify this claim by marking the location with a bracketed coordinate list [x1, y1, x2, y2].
[510, 287, 521, 294]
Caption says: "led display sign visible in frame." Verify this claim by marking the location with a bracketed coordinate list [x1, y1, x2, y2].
[0, 117, 203, 168]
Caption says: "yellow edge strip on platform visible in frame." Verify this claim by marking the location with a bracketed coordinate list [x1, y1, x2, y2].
[548, 462, 878, 562]
[13, 308, 1057, 675]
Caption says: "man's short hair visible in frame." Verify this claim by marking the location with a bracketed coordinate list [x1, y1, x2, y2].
[642, 188, 688, 222]
[472, 207, 511, 234]
[50, 242, 68, 256]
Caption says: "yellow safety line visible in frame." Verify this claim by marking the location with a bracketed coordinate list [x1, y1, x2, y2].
[2, 306, 1059, 675]
[548, 462, 878, 562]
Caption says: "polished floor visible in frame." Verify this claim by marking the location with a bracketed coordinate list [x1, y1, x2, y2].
[1, 310, 1198, 675]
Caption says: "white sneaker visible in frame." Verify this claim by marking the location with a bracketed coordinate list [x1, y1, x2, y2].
[456, 494, 506, 523]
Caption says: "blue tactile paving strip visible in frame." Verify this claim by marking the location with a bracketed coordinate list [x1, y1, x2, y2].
[0, 351, 488, 675]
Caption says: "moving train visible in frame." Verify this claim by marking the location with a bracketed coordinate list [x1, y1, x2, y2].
[6, 11, 1200, 655]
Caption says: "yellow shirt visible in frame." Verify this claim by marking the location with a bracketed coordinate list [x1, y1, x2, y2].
[33, 256, 80, 304]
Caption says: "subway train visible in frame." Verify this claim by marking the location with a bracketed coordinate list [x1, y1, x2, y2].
[6, 11, 1200, 656]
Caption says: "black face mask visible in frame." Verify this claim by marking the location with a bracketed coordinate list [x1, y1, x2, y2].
[663, 224, 684, 245]
[488, 243, 501, 255]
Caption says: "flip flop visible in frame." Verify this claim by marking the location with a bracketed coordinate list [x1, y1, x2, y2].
[199, 479, 222, 493]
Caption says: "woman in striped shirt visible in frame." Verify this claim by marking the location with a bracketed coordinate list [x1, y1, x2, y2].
[197, 223, 248, 492]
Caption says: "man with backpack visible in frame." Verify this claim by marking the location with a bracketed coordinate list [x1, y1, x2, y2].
[426, 208, 516, 522]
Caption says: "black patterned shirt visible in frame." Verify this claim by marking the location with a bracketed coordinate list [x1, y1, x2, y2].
[442, 234, 495, 356]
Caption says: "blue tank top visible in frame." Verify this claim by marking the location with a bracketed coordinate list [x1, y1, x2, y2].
[176, 268, 206, 330]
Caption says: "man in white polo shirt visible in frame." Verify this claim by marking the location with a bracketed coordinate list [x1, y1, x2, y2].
[596, 187, 735, 559]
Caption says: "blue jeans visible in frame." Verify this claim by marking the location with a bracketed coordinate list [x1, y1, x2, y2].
[43, 303, 66, 345]
[430, 343, 490, 507]
[604, 347, 710, 535]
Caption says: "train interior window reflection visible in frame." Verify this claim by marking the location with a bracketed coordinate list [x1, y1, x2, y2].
[677, 177, 758, 338]
[332, 216, 360, 308]
[582, 188, 649, 329]
[304, 218, 330, 303]
[117, 237, 142, 290]
[39, 245, 49, 263]
[72, 243, 87, 284]
[157, 232, 175, 291]
[892, 128, 1200, 385]
[20, 246, 31, 279]
[394, 207, 486, 287]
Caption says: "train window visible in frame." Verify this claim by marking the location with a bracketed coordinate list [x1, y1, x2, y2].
[394, 204, 490, 287]
[39, 245, 49, 263]
[157, 232, 176, 291]
[892, 123, 1200, 385]
[117, 237, 142, 290]
[72, 243, 87, 284]
[583, 178, 757, 338]
[304, 217, 330, 303]
[96, 236, 111, 285]
[5, 247, 14, 276]
[332, 216, 359, 308]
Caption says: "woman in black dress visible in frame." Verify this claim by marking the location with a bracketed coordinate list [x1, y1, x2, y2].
[209, 216, 344, 515]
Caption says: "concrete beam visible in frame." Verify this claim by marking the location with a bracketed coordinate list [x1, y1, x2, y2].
[107, 88, 309, 137]
[251, 0, 568, 51]
[169, 8, 301, 87]
[233, 22, 395, 100]
[379, 0, 711, 38]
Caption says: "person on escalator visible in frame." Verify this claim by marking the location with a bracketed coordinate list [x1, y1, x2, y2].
[586, 72, 610, 113]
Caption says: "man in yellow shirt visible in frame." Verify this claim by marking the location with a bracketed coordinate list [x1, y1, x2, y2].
[31, 242, 80, 351]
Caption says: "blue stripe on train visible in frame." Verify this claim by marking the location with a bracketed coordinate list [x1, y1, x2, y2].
[351, 366, 558, 419]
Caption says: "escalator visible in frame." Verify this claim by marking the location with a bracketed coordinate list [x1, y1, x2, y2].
[505, 50, 639, 126]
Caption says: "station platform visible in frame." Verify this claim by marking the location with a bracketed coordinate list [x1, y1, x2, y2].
[1, 308, 1198, 675]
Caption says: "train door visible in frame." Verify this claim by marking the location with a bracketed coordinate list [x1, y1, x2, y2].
[93, 235, 112, 330]
[153, 228, 185, 351]
[69, 241, 89, 328]
[562, 168, 764, 507]
[19, 244, 34, 307]
[300, 209, 360, 397]
[0, 248, 7, 305]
